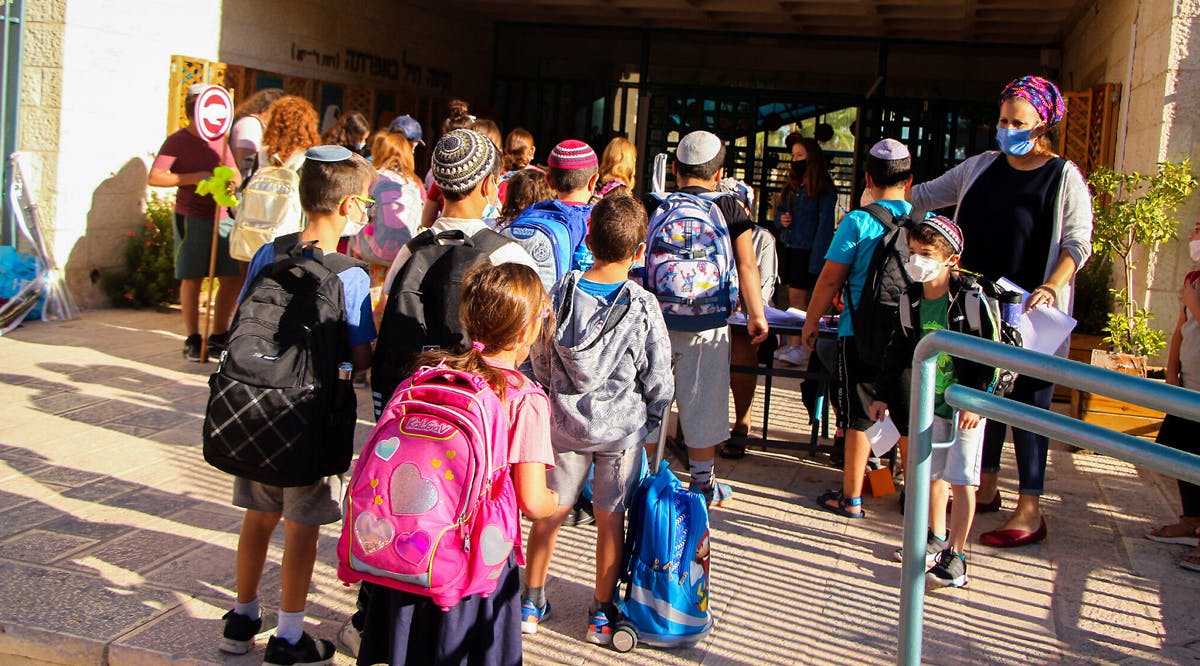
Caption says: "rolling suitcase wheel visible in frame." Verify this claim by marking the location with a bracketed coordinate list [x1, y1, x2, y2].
[611, 623, 638, 653]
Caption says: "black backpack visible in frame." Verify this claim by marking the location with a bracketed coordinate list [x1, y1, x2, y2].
[203, 234, 363, 486]
[843, 203, 913, 367]
[897, 274, 1023, 397]
[371, 228, 512, 419]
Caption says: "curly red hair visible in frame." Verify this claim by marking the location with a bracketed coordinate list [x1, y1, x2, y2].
[261, 95, 320, 161]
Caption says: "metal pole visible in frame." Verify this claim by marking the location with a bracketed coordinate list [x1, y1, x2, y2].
[897, 350, 936, 666]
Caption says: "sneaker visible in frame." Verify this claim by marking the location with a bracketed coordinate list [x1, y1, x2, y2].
[218, 609, 262, 655]
[262, 632, 335, 666]
[926, 548, 969, 588]
[689, 480, 734, 507]
[183, 334, 202, 362]
[206, 331, 229, 360]
[586, 608, 617, 646]
[337, 618, 361, 659]
[520, 599, 550, 635]
[562, 497, 596, 527]
[893, 530, 947, 568]
[776, 344, 810, 369]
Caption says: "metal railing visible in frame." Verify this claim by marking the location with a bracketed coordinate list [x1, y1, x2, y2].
[898, 330, 1200, 665]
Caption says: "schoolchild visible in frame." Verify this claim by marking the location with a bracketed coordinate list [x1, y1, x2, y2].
[1145, 216, 1200, 572]
[869, 215, 995, 588]
[219, 145, 377, 665]
[496, 167, 553, 230]
[148, 83, 245, 362]
[522, 195, 674, 643]
[379, 129, 537, 300]
[354, 262, 561, 665]
[643, 130, 769, 506]
[506, 139, 601, 290]
[800, 138, 913, 518]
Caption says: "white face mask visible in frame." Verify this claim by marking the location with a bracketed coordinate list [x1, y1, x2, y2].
[342, 199, 369, 236]
[1190, 239, 1200, 262]
[904, 254, 944, 283]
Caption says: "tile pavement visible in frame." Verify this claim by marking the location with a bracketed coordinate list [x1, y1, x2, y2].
[0, 309, 1196, 665]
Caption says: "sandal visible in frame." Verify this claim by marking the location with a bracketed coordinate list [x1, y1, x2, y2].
[720, 429, 749, 460]
[1146, 522, 1200, 546]
[816, 489, 866, 519]
[1181, 552, 1200, 572]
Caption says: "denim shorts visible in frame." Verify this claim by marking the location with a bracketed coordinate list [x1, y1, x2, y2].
[930, 416, 986, 487]
[549, 447, 643, 513]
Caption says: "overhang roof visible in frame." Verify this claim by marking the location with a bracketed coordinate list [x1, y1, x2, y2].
[447, 0, 1091, 45]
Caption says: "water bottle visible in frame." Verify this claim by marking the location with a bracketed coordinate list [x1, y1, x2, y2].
[1000, 291, 1023, 327]
[572, 242, 594, 272]
[336, 361, 354, 409]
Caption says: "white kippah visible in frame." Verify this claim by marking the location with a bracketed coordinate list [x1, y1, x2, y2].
[869, 138, 910, 160]
[676, 131, 723, 165]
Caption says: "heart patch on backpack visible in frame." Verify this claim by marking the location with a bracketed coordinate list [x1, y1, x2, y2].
[355, 513, 394, 555]
[395, 530, 432, 564]
[479, 524, 512, 568]
[390, 463, 439, 514]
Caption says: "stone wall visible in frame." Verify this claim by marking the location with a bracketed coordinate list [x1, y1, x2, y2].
[1062, 0, 1199, 359]
[18, 0, 492, 310]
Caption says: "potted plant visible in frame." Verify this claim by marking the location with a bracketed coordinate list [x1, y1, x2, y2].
[1071, 160, 1197, 437]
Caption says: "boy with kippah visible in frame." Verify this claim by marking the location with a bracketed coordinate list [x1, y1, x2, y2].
[869, 215, 996, 588]
[801, 138, 913, 519]
[503, 139, 600, 292]
[642, 130, 768, 506]
[523, 194, 674, 643]
[220, 146, 376, 665]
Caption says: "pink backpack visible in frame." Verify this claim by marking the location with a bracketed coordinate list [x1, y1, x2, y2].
[350, 170, 424, 266]
[337, 363, 533, 609]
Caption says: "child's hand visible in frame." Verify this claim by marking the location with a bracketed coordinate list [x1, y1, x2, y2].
[800, 319, 819, 351]
[867, 401, 888, 422]
[958, 410, 981, 430]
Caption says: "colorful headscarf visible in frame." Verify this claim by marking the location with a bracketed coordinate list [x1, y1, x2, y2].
[999, 76, 1066, 126]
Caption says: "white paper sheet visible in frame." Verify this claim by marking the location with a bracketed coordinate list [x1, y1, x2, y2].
[995, 277, 1077, 355]
[866, 415, 901, 457]
[728, 306, 836, 330]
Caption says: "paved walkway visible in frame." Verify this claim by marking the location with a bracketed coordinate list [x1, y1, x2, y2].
[0, 309, 1197, 665]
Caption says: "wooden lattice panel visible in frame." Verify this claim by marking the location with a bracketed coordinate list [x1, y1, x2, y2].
[211, 64, 248, 107]
[344, 85, 376, 117]
[1059, 89, 1092, 170]
[1090, 83, 1120, 172]
[167, 55, 207, 133]
[283, 76, 316, 104]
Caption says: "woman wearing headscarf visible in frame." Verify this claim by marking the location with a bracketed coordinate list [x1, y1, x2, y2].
[911, 76, 1093, 547]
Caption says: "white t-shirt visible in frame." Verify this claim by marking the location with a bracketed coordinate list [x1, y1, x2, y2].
[381, 217, 538, 295]
[230, 116, 264, 178]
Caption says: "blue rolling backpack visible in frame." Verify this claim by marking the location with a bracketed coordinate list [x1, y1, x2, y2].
[611, 420, 714, 652]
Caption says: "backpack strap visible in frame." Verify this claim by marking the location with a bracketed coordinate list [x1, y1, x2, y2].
[964, 286, 983, 333]
[898, 291, 913, 333]
[861, 202, 898, 232]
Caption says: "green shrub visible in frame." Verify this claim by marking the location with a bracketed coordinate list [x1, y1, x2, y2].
[102, 193, 179, 308]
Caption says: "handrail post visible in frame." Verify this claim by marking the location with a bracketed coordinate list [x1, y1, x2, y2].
[897, 346, 937, 665]
[895, 329, 1200, 665]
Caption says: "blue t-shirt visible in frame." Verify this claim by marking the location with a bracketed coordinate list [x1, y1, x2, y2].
[577, 277, 625, 302]
[824, 198, 912, 337]
[239, 243, 377, 347]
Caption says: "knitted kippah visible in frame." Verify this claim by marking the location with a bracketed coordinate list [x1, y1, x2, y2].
[919, 214, 964, 255]
[433, 129, 499, 195]
[547, 140, 598, 170]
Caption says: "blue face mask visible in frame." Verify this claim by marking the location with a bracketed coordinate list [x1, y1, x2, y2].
[996, 126, 1036, 156]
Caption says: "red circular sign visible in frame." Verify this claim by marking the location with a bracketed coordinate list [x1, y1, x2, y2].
[193, 86, 233, 141]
